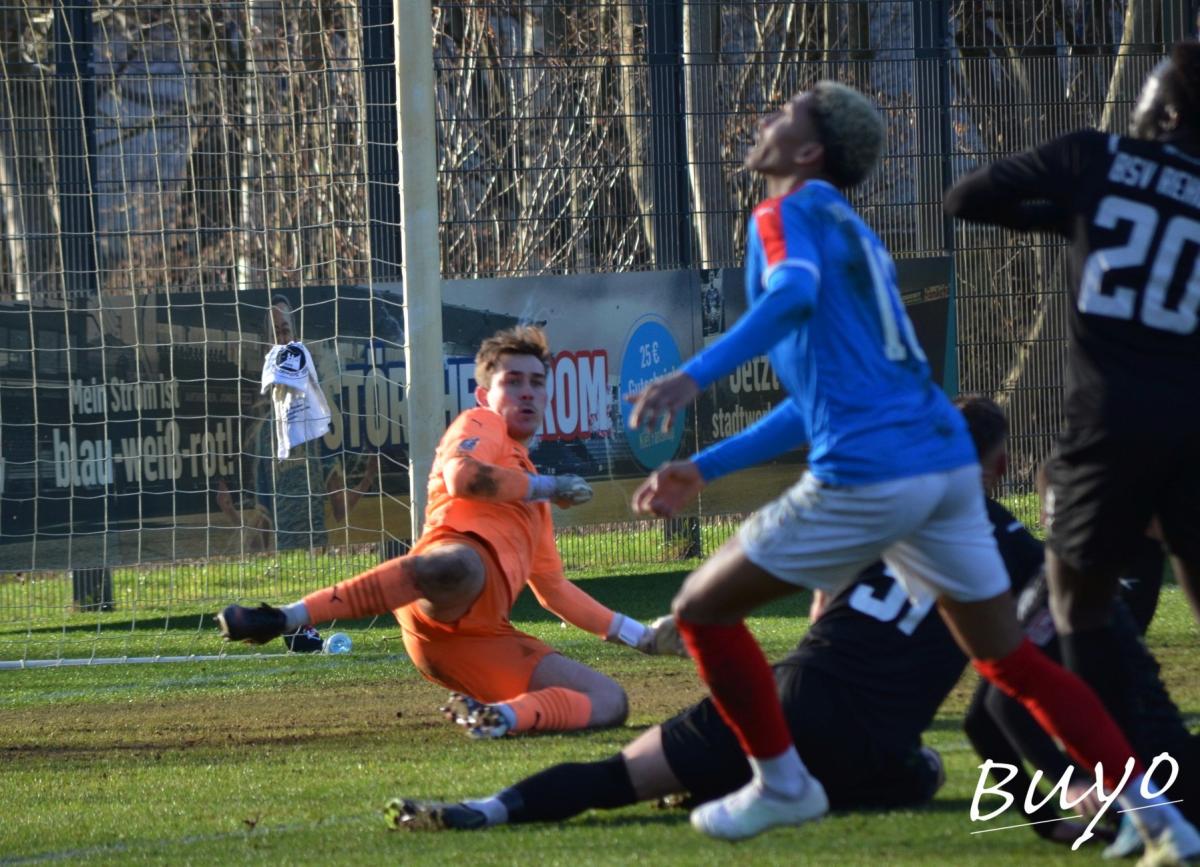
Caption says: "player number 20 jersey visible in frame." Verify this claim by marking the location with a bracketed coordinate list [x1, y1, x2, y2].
[972, 130, 1200, 433]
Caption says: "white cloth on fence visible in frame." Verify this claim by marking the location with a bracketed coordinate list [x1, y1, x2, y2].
[260, 341, 332, 461]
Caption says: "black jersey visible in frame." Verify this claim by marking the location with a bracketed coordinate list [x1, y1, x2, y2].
[984, 498, 1045, 595]
[945, 130, 1200, 434]
[786, 498, 1041, 739]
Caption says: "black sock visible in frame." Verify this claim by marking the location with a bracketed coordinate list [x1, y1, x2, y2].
[497, 755, 637, 824]
[1060, 624, 1136, 737]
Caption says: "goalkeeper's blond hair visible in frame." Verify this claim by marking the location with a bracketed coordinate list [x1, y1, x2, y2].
[475, 324, 553, 388]
[807, 81, 885, 189]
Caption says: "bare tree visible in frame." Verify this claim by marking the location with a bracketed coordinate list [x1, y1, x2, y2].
[433, 1, 651, 278]
[0, 5, 59, 303]
[609, 0, 658, 265]
[683, 0, 735, 268]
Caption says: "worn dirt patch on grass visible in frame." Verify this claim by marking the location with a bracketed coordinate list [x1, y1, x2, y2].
[1, 666, 710, 763]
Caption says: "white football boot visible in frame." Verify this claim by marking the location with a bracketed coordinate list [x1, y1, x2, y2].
[1137, 818, 1200, 867]
[690, 775, 829, 841]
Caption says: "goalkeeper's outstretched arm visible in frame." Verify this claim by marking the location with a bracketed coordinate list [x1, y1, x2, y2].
[443, 455, 534, 501]
[443, 456, 593, 508]
[528, 570, 686, 657]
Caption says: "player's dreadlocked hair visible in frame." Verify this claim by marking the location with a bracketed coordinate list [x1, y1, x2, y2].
[953, 394, 1008, 461]
[1129, 40, 1200, 141]
[807, 81, 885, 189]
[475, 324, 553, 388]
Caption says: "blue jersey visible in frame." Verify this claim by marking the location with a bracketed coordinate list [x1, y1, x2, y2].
[686, 180, 976, 485]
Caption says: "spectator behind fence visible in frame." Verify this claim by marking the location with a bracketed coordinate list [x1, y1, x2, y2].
[216, 295, 377, 553]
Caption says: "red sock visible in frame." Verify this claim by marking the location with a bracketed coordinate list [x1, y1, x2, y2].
[974, 638, 1145, 789]
[675, 617, 791, 759]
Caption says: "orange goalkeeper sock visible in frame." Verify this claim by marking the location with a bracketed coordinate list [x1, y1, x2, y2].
[302, 556, 421, 624]
[505, 687, 592, 732]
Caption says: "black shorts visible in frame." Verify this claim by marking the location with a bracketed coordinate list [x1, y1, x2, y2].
[659, 663, 939, 810]
[1046, 428, 1200, 573]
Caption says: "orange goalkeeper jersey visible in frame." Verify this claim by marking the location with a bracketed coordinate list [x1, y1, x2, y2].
[411, 407, 612, 636]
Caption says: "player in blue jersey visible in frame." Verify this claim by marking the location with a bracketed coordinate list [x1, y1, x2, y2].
[626, 81, 1198, 856]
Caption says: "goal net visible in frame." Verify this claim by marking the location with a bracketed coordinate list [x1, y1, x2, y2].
[1, 0, 750, 667]
[0, 1, 409, 665]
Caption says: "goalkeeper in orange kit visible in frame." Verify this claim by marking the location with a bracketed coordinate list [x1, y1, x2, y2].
[218, 325, 681, 737]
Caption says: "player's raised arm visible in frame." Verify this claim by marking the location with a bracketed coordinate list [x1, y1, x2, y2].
[628, 277, 817, 434]
[692, 397, 808, 482]
[943, 132, 1094, 234]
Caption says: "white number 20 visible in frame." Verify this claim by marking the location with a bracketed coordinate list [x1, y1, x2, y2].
[1079, 195, 1200, 335]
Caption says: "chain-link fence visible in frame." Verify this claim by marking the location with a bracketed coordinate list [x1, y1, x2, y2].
[421, 0, 1192, 515]
[0, 0, 1193, 661]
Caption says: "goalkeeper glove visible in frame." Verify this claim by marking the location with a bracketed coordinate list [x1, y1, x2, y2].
[526, 473, 593, 506]
[608, 613, 689, 657]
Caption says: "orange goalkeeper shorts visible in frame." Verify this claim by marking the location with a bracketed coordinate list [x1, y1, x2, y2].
[396, 529, 555, 702]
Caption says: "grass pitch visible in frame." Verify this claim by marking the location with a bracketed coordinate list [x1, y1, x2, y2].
[2, 569, 1197, 866]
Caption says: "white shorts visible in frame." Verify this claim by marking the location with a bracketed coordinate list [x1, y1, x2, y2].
[737, 464, 1010, 605]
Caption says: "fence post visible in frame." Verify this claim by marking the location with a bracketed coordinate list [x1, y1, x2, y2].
[53, 0, 97, 304]
[647, 0, 700, 555]
[646, 0, 693, 270]
[913, 0, 959, 394]
[71, 567, 114, 612]
[664, 516, 701, 560]
[362, 0, 401, 283]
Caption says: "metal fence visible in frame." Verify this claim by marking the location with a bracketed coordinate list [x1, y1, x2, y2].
[0, 0, 1194, 596]
[419, 0, 1193, 504]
